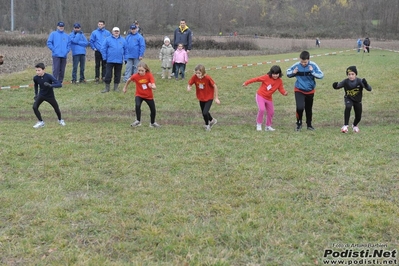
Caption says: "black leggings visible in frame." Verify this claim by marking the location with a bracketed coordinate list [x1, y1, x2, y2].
[32, 96, 62, 121]
[344, 98, 362, 126]
[295, 92, 314, 126]
[135, 96, 156, 124]
[199, 100, 214, 125]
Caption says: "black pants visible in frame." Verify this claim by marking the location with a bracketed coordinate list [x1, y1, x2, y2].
[295, 91, 314, 126]
[104, 63, 122, 84]
[344, 98, 362, 126]
[33, 96, 62, 121]
[199, 100, 214, 125]
[135, 96, 156, 124]
[94, 50, 106, 80]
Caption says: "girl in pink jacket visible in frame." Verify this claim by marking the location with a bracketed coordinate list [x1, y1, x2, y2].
[172, 43, 188, 80]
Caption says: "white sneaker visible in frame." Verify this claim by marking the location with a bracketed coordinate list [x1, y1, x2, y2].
[209, 118, 217, 128]
[265, 126, 275, 131]
[256, 124, 262, 131]
[33, 121, 45, 128]
[341, 125, 348, 133]
[150, 122, 161, 128]
[130, 120, 141, 127]
[205, 125, 211, 131]
[58, 119, 66, 126]
[352, 125, 360, 133]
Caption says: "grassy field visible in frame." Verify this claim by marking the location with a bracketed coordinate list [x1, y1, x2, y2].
[0, 48, 398, 265]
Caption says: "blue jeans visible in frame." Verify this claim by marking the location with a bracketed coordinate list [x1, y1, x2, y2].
[72, 54, 86, 82]
[123, 58, 140, 82]
[174, 63, 186, 79]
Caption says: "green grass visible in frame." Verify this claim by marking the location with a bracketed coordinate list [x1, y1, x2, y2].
[1, 49, 398, 265]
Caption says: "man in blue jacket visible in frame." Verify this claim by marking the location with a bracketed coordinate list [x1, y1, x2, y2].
[123, 24, 146, 82]
[286, 50, 324, 131]
[47, 21, 70, 83]
[100, 27, 127, 93]
[69, 23, 89, 84]
[90, 20, 111, 84]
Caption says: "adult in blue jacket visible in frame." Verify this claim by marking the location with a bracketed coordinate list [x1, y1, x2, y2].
[47, 21, 70, 83]
[69, 23, 89, 84]
[100, 27, 127, 93]
[123, 24, 146, 82]
[89, 20, 111, 83]
[286, 50, 324, 131]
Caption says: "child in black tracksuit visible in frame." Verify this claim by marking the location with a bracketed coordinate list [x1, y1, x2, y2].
[332, 66, 372, 133]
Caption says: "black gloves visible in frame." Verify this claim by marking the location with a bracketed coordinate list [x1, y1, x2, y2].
[43, 82, 51, 87]
[332, 82, 338, 89]
[362, 78, 368, 87]
[124, 61, 127, 65]
[33, 95, 37, 100]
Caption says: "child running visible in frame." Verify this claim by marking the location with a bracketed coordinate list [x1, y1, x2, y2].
[123, 61, 160, 128]
[332, 66, 372, 133]
[242, 65, 288, 131]
[32, 62, 64, 128]
[187, 64, 220, 131]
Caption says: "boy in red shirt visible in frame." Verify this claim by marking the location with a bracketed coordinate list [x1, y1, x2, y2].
[123, 62, 160, 128]
[243, 65, 288, 131]
[187, 64, 220, 131]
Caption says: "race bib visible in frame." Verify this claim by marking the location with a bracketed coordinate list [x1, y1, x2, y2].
[142, 84, 148, 90]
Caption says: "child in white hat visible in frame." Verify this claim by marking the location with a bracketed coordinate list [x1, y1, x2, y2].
[159, 36, 174, 79]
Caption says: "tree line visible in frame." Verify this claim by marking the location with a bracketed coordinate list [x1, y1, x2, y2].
[0, 0, 398, 39]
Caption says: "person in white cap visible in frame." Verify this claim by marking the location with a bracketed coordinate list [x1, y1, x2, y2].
[158, 37, 174, 79]
[100, 27, 127, 93]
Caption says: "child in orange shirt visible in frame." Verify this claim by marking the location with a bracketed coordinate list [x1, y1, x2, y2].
[243, 65, 288, 131]
[123, 62, 160, 128]
[187, 64, 220, 131]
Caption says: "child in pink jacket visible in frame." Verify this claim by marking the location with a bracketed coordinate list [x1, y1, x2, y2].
[172, 43, 188, 80]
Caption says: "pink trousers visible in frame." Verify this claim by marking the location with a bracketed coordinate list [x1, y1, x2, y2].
[255, 93, 274, 126]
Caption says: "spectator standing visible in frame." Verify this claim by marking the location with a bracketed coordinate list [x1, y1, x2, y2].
[316, 38, 320, 47]
[46, 21, 70, 83]
[286, 50, 324, 131]
[357, 38, 362, 53]
[134, 20, 143, 36]
[123, 24, 146, 82]
[159, 37, 174, 79]
[363, 37, 371, 53]
[100, 27, 127, 93]
[69, 23, 89, 84]
[90, 20, 111, 84]
[173, 19, 192, 76]
[172, 43, 188, 80]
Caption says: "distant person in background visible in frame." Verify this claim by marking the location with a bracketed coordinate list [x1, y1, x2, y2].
[316, 38, 320, 47]
[363, 37, 370, 53]
[242, 65, 288, 132]
[173, 19, 192, 76]
[286, 50, 324, 131]
[134, 20, 143, 36]
[0, 54, 3, 65]
[32, 63, 65, 128]
[357, 38, 362, 52]
[172, 43, 188, 80]
[69, 23, 89, 84]
[159, 37, 174, 79]
[90, 20, 111, 84]
[46, 21, 70, 83]
[123, 24, 146, 82]
[100, 27, 127, 93]
[332, 66, 372, 133]
[187, 64, 220, 131]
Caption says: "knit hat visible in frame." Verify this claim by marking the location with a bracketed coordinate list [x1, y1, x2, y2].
[346, 66, 357, 75]
[164, 37, 170, 43]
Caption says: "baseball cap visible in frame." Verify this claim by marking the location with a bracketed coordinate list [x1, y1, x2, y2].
[57, 21, 65, 27]
[73, 23, 81, 28]
[112, 27, 120, 32]
[130, 24, 137, 29]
